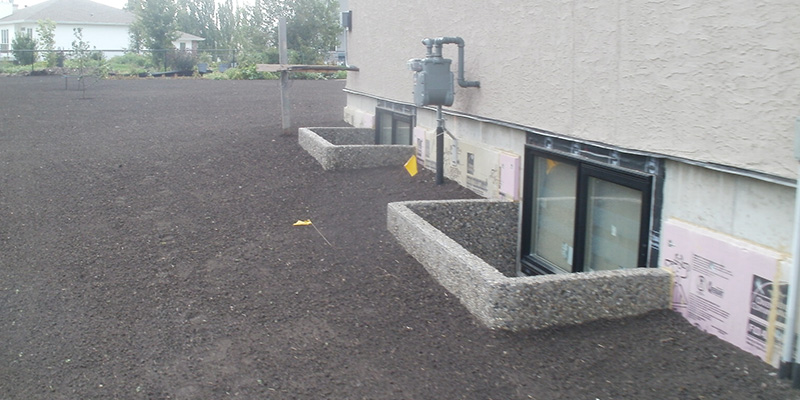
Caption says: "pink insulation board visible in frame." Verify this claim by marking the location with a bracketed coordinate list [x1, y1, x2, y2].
[660, 219, 787, 366]
[499, 152, 520, 200]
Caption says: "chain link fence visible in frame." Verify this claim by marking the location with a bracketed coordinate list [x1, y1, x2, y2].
[0, 48, 239, 77]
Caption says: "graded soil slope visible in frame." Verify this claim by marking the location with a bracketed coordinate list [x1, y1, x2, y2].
[0, 76, 796, 399]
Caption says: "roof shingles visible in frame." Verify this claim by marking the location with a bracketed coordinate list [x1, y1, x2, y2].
[0, 0, 134, 25]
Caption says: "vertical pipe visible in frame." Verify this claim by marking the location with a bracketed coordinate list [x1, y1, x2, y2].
[781, 117, 800, 382]
[780, 167, 800, 378]
[279, 17, 291, 135]
[435, 105, 444, 185]
[782, 166, 800, 378]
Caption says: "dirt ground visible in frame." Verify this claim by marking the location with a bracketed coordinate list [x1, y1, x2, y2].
[0, 76, 797, 399]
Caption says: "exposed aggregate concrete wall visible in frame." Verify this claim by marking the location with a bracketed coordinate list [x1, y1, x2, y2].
[387, 199, 672, 331]
[299, 127, 414, 170]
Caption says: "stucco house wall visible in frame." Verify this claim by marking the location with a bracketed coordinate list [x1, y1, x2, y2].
[344, 0, 800, 248]
[343, 0, 800, 365]
[345, 0, 800, 179]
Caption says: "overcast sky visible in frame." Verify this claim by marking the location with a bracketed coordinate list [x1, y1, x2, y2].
[13, 0, 127, 8]
[13, 0, 256, 10]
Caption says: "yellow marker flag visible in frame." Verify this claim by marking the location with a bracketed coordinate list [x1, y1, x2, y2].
[546, 158, 559, 174]
[404, 155, 418, 176]
[293, 219, 312, 226]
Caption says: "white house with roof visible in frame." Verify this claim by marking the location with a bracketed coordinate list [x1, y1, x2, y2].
[173, 31, 204, 53]
[0, 0, 133, 54]
[341, 0, 800, 368]
[0, 0, 204, 59]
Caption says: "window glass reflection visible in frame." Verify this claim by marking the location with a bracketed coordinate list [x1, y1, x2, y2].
[583, 177, 643, 272]
[530, 157, 577, 273]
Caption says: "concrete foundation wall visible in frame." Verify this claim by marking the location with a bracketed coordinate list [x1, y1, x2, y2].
[662, 161, 795, 254]
[343, 96, 377, 129]
[298, 127, 414, 170]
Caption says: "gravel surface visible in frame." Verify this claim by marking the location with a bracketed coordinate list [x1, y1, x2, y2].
[409, 200, 519, 277]
[0, 76, 798, 399]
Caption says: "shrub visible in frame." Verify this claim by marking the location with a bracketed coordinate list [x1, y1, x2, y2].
[204, 71, 229, 80]
[168, 50, 197, 71]
[107, 52, 152, 74]
[11, 35, 37, 65]
[288, 72, 318, 80]
[36, 19, 57, 67]
[289, 71, 344, 80]
[238, 48, 278, 65]
[223, 63, 277, 80]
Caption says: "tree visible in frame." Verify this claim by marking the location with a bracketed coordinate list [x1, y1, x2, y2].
[128, 0, 179, 67]
[125, 0, 340, 67]
[36, 19, 57, 67]
[125, 0, 144, 51]
[11, 33, 37, 65]
[215, 0, 236, 51]
[276, 0, 340, 64]
[236, 0, 276, 62]
[71, 28, 91, 73]
[176, 0, 217, 49]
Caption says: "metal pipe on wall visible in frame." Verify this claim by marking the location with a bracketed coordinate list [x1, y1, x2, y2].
[421, 36, 480, 88]
[415, 37, 480, 185]
[436, 105, 445, 185]
[780, 117, 800, 386]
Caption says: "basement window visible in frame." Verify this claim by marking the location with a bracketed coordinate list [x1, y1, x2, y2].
[519, 142, 660, 276]
[375, 107, 414, 145]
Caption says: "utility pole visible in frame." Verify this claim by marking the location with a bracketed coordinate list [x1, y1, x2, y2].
[279, 17, 291, 135]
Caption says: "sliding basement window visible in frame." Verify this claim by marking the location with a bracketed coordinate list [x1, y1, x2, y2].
[520, 146, 655, 276]
[375, 107, 413, 145]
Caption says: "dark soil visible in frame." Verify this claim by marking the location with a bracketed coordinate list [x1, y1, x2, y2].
[0, 76, 797, 399]
[410, 201, 518, 277]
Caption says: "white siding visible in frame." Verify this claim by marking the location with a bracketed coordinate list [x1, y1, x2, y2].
[50, 23, 129, 51]
[0, 22, 130, 52]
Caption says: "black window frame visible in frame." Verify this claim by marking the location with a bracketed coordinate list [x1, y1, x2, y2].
[520, 146, 655, 276]
[375, 107, 414, 145]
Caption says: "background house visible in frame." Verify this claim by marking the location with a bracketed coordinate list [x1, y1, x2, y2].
[341, 0, 800, 367]
[0, 0, 132, 54]
[172, 31, 204, 53]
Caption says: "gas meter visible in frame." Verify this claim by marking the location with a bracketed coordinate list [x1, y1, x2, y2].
[408, 57, 455, 107]
[408, 36, 480, 186]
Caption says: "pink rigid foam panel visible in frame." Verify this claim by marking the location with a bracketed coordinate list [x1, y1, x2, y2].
[358, 113, 375, 129]
[499, 152, 520, 200]
[413, 127, 426, 166]
[660, 219, 786, 366]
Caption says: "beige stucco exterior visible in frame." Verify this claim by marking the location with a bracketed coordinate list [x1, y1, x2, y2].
[346, 0, 800, 179]
[343, 0, 800, 363]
